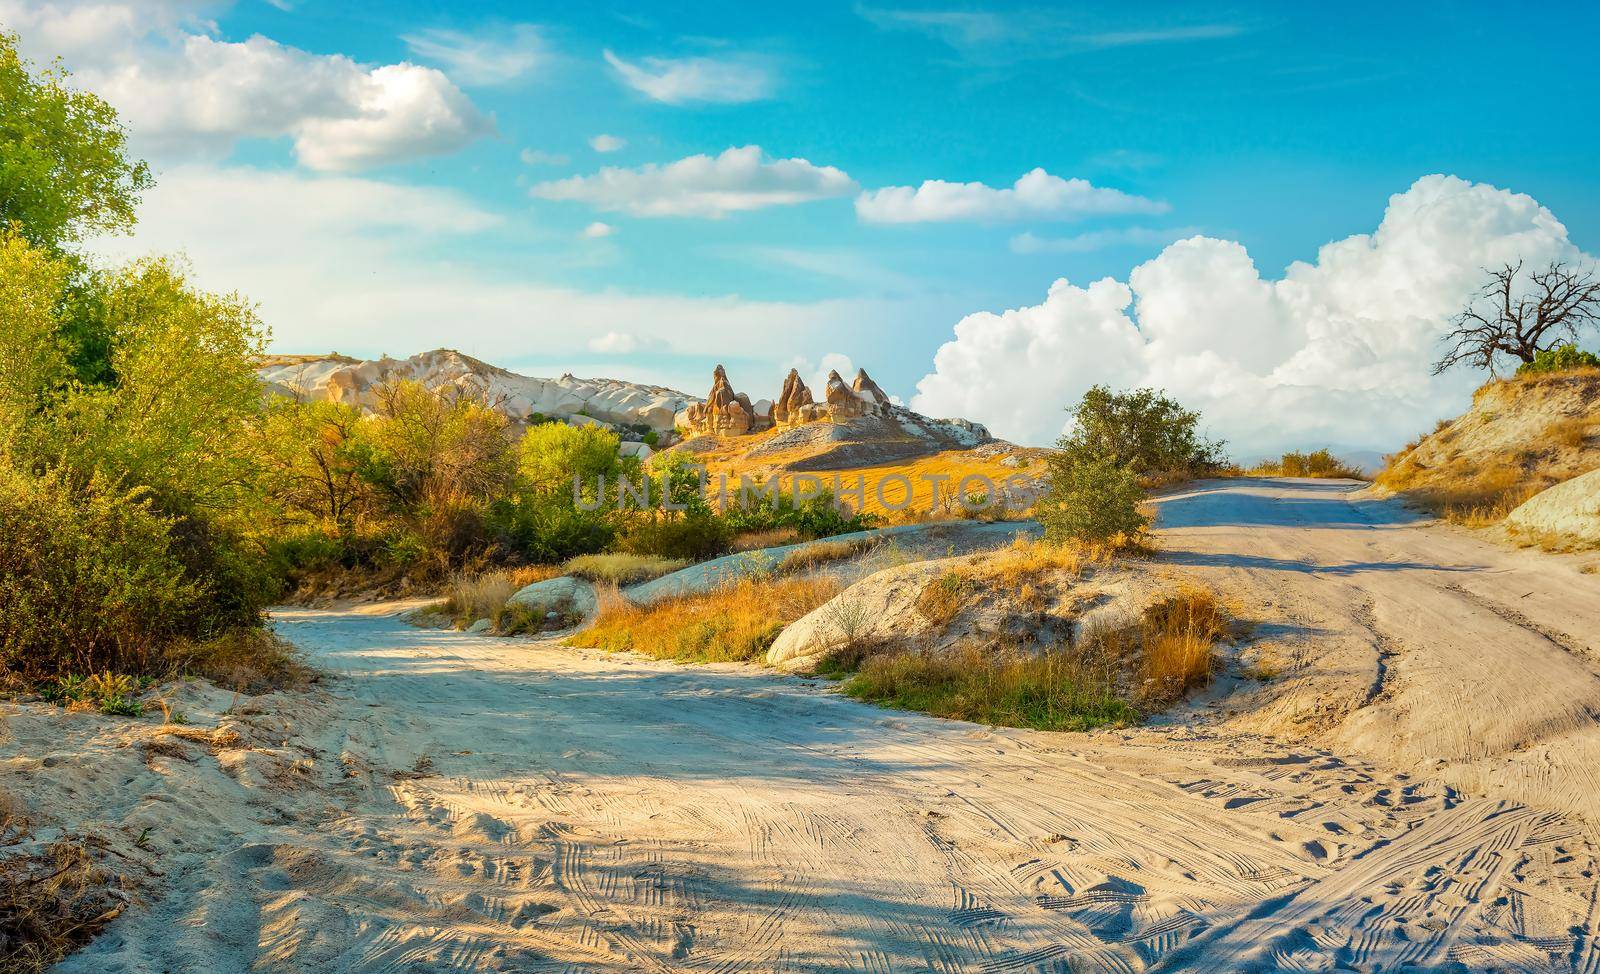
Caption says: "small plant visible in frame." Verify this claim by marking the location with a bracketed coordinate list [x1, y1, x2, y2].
[915, 570, 973, 629]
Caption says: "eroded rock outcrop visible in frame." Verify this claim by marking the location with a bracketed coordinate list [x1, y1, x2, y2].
[772, 369, 815, 425]
[683, 365, 773, 436]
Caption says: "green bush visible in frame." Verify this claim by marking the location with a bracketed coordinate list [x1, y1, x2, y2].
[0, 466, 205, 679]
[1518, 343, 1600, 374]
[616, 511, 732, 561]
[720, 483, 875, 539]
[1038, 456, 1149, 545]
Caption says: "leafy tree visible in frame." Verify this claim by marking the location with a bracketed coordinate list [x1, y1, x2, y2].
[0, 31, 152, 251]
[257, 399, 374, 530]
[1435, 261, 1600, 375]
[0, 231, 71, 435]
[1056, 385, 1226, 481]
[56, 258, 268, 519]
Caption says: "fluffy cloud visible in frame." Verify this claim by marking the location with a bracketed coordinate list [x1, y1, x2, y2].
[1, 0, 492, 169]
[603, 49, 774, 104]
[581, 221, 615, 238]
[911, 175, 1593, 454]
[589, 133, 627, 153]
[532, 146, 856, 219]
[401, 23, 546, 87]
[856, 169, 1168, 224]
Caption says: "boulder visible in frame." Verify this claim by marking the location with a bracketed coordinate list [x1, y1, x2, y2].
[1507, 469, 1600, 545]
[766, 561, 951, 672]
[507, 576, 597, 626]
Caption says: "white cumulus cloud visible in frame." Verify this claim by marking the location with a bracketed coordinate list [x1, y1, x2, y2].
[589, 133, 627, 153]
[1, 0, 492, 170]
[911, 175, 1594, 454]
[856, 168, 1169, 224]
[603, 49, 774, 105]
[401, 23, 546, 87]
[581, 222, 615, 238]
[532, 146, 856, 219]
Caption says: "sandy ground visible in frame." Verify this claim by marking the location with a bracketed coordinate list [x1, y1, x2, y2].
[35, 478, 1600, 973]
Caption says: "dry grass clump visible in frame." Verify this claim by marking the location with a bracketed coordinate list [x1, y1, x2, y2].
[441, 570, 518, 625]
[571, 575, 840, 663]
[0, 838, 126, 974]
[162, 629, 313, 694]
[843, 577, 1227, 730]
[1546, 416, 1595, 450]
[777, 537, 875, 574]
[1132, 584, 1227, 706]
[1379, 459, 1547, 527]
[729, 528, 802, 552]
[843, 643, 1136, 732]
[563, 553, 688, 586]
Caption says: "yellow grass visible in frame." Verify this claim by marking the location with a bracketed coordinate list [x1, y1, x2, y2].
[570, 574, 841, 663]
[1133, 584, 1227, 706]
[685, 431, 1044, 518]
[776, 537, 876, 574]
[563, 553, 688, 585]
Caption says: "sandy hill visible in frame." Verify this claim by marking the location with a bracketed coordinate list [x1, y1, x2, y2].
[1378, 367, 1600, 534]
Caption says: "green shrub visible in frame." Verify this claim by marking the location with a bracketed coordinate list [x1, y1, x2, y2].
[1260, 448, 1366, 479]
[0, 467, 205, 679]
[1037, 456, 1149, 545]
[720, 483, 875, 539]
[617, 512, 732, 561]
[1518, 343, 1600, 374]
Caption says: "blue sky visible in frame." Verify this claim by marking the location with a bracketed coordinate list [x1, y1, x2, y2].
[7, 0, 1599, 452]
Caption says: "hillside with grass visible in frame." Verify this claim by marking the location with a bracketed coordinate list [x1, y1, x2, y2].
[1378, 362, 1600, 530]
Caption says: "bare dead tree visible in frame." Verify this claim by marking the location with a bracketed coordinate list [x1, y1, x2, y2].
[1433, 261, 1600, 374]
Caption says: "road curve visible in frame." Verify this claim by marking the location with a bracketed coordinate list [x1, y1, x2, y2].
[58, 478, 1600, 973]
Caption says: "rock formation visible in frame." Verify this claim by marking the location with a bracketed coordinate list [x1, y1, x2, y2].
[852, 368, 889, 407]
[772, 369, 814, 425]
[683, 365, 773, 436]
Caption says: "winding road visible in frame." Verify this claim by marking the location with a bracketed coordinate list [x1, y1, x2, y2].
[60, 479, 1600, 973]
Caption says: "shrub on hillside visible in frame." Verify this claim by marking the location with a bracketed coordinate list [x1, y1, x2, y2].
[1037, 456, 1149, 545]
[1517, 343, 1600, 375]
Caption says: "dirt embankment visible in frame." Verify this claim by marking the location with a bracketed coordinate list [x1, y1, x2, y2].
[1378, 368, 1600, 523]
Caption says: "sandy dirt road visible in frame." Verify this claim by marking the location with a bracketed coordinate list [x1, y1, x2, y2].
[59, 479, 1600, 973]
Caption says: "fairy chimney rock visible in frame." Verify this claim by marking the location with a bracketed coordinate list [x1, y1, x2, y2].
[852, 369, 889, 406]
[773, 368, 815, 425]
